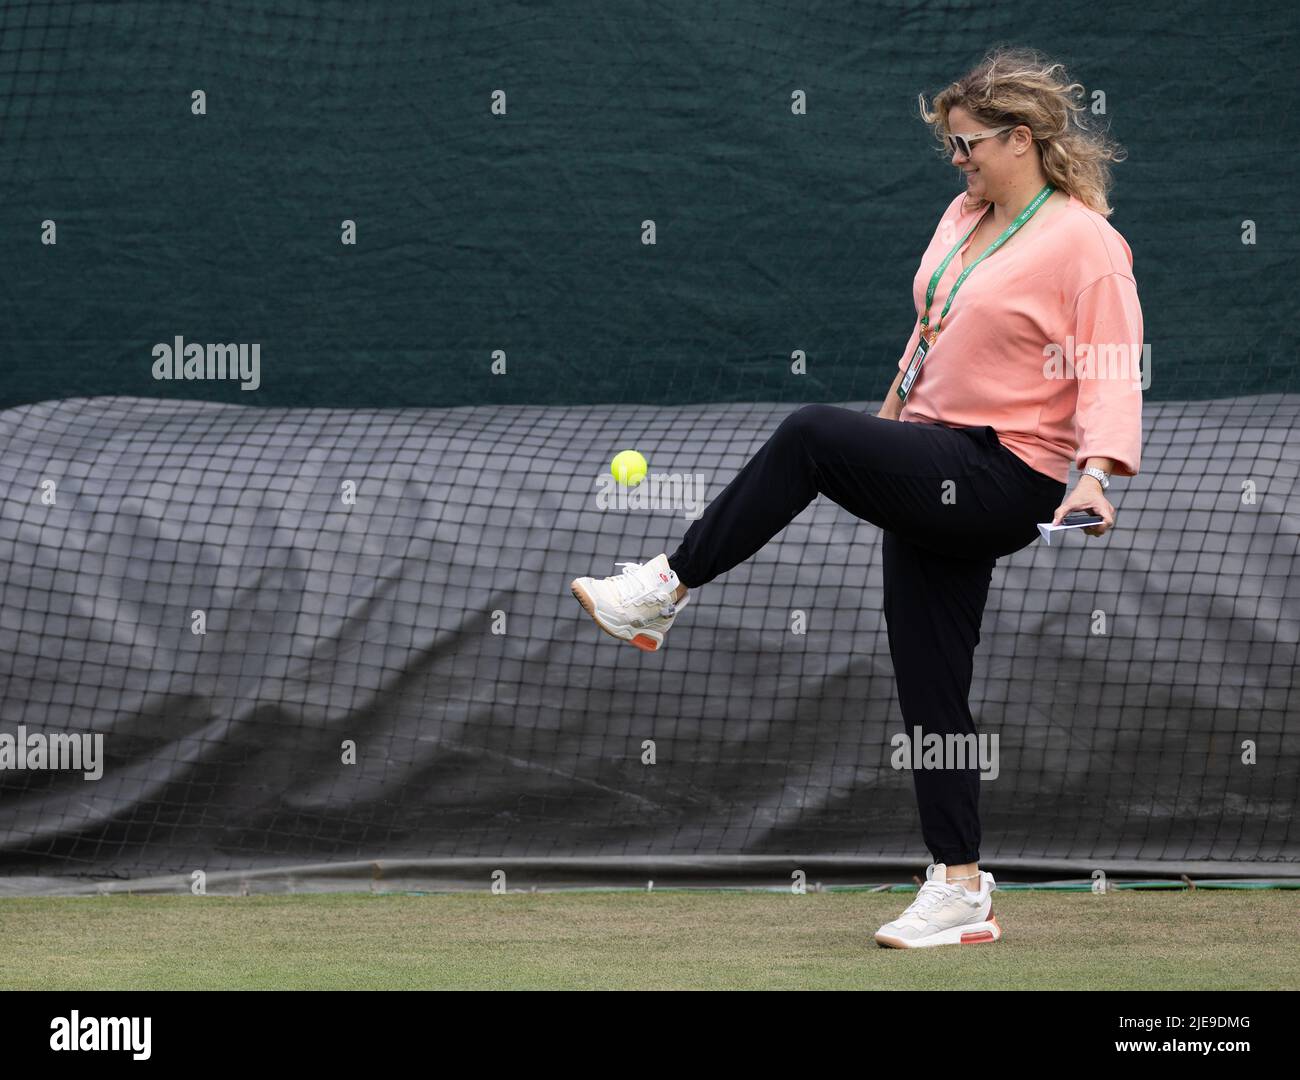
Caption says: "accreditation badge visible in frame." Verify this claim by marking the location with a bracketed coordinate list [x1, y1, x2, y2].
[897, 333, 931, 401]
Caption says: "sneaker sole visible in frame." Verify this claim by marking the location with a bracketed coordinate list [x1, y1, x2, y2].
[570, 580, 662, 652]
[874, 913, 1002, 949]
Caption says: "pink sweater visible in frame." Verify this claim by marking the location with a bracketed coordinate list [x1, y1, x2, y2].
[896, 190, 1144, 483]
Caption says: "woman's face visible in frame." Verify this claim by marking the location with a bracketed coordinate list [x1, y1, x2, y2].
[946, 105, 1015, 203]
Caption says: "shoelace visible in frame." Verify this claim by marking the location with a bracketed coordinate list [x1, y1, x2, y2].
[612, 561, 676, 616]
[900, 880, 964, 917]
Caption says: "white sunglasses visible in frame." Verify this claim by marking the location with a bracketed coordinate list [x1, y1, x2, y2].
[944, 125, 1015, 157]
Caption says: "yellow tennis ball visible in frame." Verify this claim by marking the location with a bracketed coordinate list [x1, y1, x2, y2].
[611, 449, 647, 486]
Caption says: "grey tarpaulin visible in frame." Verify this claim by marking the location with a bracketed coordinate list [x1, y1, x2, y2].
[0, 395, 1297, 893]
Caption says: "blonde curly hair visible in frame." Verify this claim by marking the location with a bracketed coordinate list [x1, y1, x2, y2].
[918, 46, 1127, 217]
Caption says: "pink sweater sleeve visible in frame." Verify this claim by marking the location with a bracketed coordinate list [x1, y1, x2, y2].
[1071, 272, 1144, 476]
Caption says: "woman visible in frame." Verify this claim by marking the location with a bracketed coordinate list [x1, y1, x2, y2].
[570, 47, 1143, 948]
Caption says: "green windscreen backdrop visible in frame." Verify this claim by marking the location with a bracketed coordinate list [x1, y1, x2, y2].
[1, 0, 1295, 411]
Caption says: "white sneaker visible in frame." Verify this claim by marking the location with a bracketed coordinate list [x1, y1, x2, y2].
[873, 863, 1002, 949]
[570, 553, 689, 652]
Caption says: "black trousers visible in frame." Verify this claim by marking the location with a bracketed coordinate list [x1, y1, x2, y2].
[667, 404, 1067, 865]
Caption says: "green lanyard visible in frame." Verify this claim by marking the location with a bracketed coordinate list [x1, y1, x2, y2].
[919, 183, 1054, 342]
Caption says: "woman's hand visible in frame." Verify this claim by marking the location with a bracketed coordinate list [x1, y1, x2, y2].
[1051, 480, 1115, 536]
[879, 370, 905, 420]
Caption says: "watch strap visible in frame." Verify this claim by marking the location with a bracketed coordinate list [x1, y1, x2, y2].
[1082, 466, 1111, 491]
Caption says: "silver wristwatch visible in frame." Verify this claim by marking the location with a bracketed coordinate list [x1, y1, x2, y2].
[1082, 466, 1111, 491]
